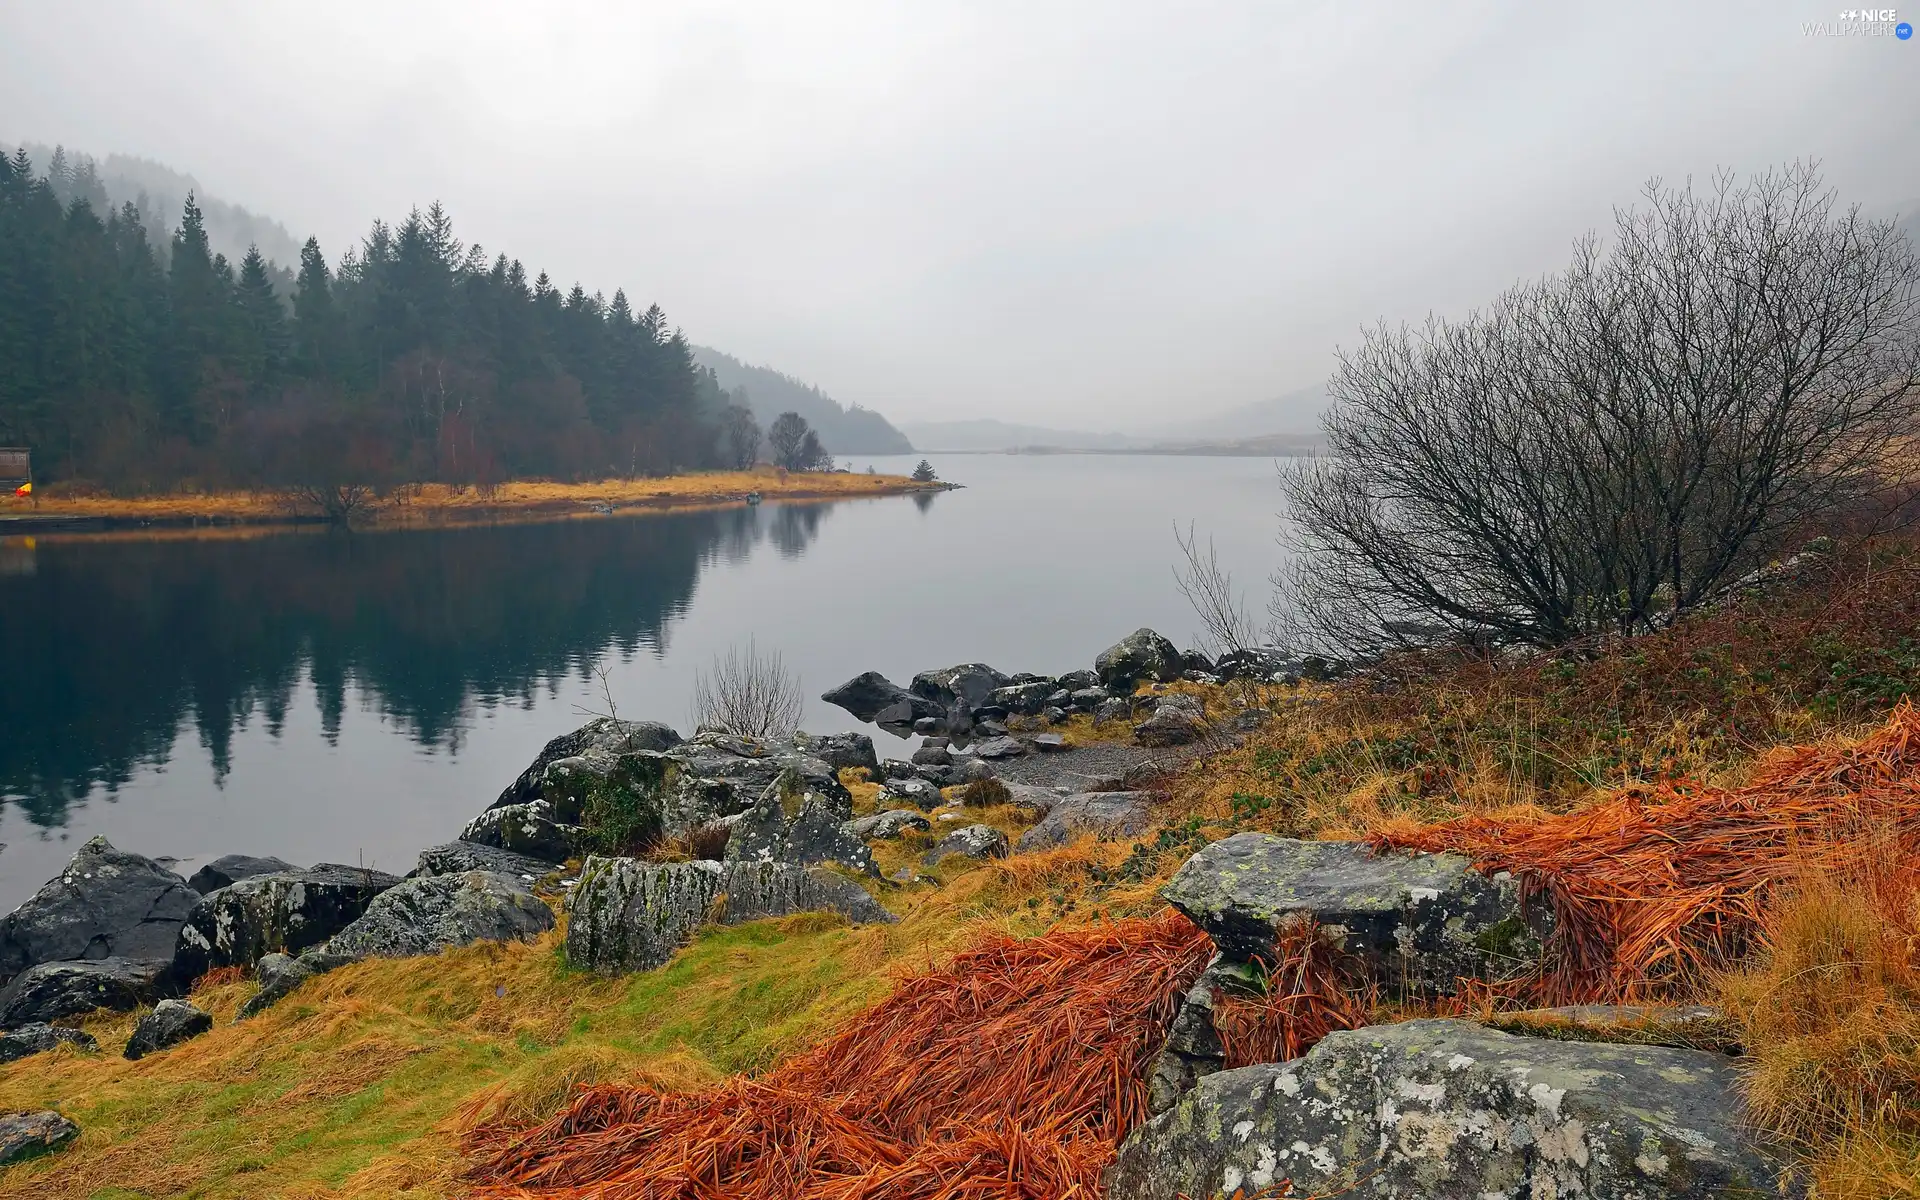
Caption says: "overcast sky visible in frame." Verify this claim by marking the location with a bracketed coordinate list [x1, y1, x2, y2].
[4, 1, 1916, 431]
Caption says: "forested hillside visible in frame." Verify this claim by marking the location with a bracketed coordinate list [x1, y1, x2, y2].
[693, 345, 912, 454]
[0, 147, 731, 489]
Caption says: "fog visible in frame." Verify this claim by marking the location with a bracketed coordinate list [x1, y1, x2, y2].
[3, 0, 1915, 431]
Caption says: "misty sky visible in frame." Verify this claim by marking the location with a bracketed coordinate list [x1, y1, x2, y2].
[4, 1, 1917, 431]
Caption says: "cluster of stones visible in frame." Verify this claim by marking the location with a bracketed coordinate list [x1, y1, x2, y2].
[820, 628, 1319, 750]
[1105, 832, 1794, 1199]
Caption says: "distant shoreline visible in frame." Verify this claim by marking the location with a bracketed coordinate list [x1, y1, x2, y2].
[908, 442, 1323, 457]
[0, 470, 947, 536]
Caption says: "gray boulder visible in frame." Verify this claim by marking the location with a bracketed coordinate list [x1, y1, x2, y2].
[172, 864, 400, 983]
[1144, 959, 1264, 1115]
[566, 856, 895, 974]
[1107, 1019, 1790, 1200]
[0, 1110, 79, 1165]
[955, 757, 999, 783]
[123, 998, 212, 1060]
[911, 742, 953, 766]
[0, 1023, 96, 1063]
[1214, 647, 1303, 683]
[408, 840, 558, 881]
[971, 736, 1027, 760]
[999, 782, 1066, 816]
[494, 717, 684, 809]
[910, 663, 1010, 714]
[0, 957, 170, 1028]
[822, 671, 945, 724]
[1033, 733, 1068, 752]
[1040, 706, 1068, 724]
[844, 810, 932, 840]
[988, 681, 1055, 715]
[187, 854, 298, 896]
[1178, 649, 1215, 676]
[1134, 694, 1210, 747]
[792, 731, 879, 774]
[880, 758, 917, 780]
[459, 799, 582, 864]
[1095, 628, 1182, 690]
[1017, 792, 1156, 852]
[1161, 833, 1545, 992]
[1057, 669, 1100, 691]
[0, 836, 198, 983]
[1069, 686, 1111, 710]
[318, 871, 554, 961]
[1094, 697, 1132, 724]
[878, 777, 944, 810]
[922, 824, 1010, 867]
[237, 952, 315, 1019]
[1044, 688, 1072, 708]
[725, 778, 879, 876]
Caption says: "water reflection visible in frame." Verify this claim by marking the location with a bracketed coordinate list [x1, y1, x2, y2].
[0, 504, 829, 828]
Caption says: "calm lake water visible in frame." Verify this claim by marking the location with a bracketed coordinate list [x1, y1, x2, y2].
[0, 454, 1291, 909]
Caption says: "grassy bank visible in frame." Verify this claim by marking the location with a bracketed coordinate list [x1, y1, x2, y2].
[5, 542, 1918, 1197]
[0, 469, 940, 529]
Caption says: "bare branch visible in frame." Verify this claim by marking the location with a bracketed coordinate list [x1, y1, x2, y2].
[690, 638, 804, 738]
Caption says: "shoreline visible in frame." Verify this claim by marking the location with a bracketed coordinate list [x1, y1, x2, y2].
[0, 470, 952, 535]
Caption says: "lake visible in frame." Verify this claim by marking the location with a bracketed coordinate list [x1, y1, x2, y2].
[0, 454, 1291, 909]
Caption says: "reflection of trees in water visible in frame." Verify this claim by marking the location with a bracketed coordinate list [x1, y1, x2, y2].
[0, 503, 838, 827]
[912, 491, 936, 515]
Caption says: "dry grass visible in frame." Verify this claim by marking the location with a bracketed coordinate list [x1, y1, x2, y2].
[1718, 858, 1920, 1198]
[0, 468, 935, 527]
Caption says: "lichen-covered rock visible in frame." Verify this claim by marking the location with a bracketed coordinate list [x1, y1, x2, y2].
[725, 779, 878, 876]
[171, 864, 400, 984]
[0, 1023, 96, 1063]
[0, 957, 170, 1028]
[237, 952, 313, 1019]
[1213, 647, 1303, 683]
[459, 799, 582, 864]
[910, 664, 1010, 715]
[844, 810, 932, 840]
[792, 731, 880, 774]
[988, 681, 1055, 715]
[1107, 1019, 1791, 1200]
[922, 824, 1010, 866]
[534, 749, 674, 827]
[0, 1109, 79, 1165]
[186, 854, 298, 896]
[0, 836, 198, 983]
[318, 871, 554, 962]
[494, 717, 684, 809]
[1016, 792, 1156, 852]
[566, 857, 895, 974]
[877, 777, 944, 810]
[998, 782, 1066, 816]
[1161, 833, 1545, 993]
[1094, 697, 1132, 725]
[122, 998, 212, 1060]
[1095, 628, 1182, 691]
[1133, 694, 1209, 747]
[408, 840, 558, 881]
[911, 742, 953, 766]
[822, 671, 945, 724]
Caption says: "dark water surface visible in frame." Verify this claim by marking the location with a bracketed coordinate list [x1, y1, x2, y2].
[0, 454, 1289, 909]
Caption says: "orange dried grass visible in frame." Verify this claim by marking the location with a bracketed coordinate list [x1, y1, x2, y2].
[1374, 701, 1920, 1003]
[464, 911, 1213, 1199]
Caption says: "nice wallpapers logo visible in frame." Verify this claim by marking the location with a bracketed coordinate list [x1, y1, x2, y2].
[1803, 8, 1914, 35]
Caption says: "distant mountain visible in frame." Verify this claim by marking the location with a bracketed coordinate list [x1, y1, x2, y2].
[1145, 382, 1331, 443]
[691, 346, 913, 455]
[899, 418, 1152, 452]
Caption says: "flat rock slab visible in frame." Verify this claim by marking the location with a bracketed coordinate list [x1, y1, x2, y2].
[123, 998, 212, 1060]
[844, 810, 931, 840]
[1107, 1019, 1791, 1200]
[1161, 832, 1544, 992]
[187, 854, 298, 896]
[567, 857, 895, 974]
[971, 736, 1027, 760]
[0, 956, 170, 1028]
[409, 840, 559, 881]
[0, 1023, 96, 1063]
[173, 864, 401, 983]
[0, 836, 197, 983]
[1487, 1004, 1736, 1052]
[0, 1109, 79, 1165]
[1016, 792, 1155, 852]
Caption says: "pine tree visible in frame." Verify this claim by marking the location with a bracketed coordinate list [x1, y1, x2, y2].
[235, 245, 288, 380]
[292, 236, 334, 376]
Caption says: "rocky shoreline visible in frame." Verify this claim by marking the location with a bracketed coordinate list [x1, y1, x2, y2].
[0, 625, 1797, 1194]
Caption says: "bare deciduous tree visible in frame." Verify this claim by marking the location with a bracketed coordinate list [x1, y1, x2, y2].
[1275, 163, 1920, 654]
[691, 638, 805, 738]
[1173, 520, 1257, 657]
[722, 403, 762, 469]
